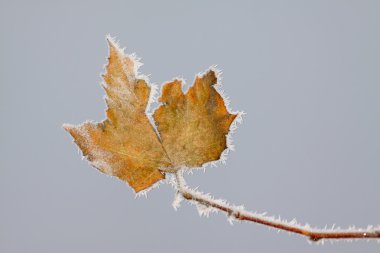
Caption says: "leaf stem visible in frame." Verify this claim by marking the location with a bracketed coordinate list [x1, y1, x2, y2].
[173, 171, 380, 242]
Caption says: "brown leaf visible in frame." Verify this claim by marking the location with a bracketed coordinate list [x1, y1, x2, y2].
[64, 38, 238, 192]
[153, 71, 237, 170]
[64, 39, 171, 192]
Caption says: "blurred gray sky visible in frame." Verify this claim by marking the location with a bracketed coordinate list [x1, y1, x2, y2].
[0, 0, 379, 252]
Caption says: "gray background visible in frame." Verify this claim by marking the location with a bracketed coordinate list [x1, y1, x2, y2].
[1, 0, 379, 252]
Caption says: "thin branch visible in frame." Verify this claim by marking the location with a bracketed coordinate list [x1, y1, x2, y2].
[173, 171, 380, 242]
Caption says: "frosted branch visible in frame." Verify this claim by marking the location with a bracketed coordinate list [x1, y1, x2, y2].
[173, 170, 380, 242]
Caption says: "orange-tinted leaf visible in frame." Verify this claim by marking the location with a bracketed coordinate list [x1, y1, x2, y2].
[64, 39, 171, 192]
[154, 70, 237, 170]
[64, 38, 238, 193]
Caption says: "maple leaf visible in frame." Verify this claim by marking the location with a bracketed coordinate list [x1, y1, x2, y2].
[154, 72, 237, 170]
[64, 38, 237, 192]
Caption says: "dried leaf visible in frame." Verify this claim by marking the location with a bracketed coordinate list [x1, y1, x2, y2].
[64, 38, 237, 192]
[153, 71, 237, 170]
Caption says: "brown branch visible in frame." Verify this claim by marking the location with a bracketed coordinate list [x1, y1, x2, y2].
[174, 171, 380, 242]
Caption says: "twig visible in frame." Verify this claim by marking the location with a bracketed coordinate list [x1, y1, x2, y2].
[173, 171, 380, 242]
